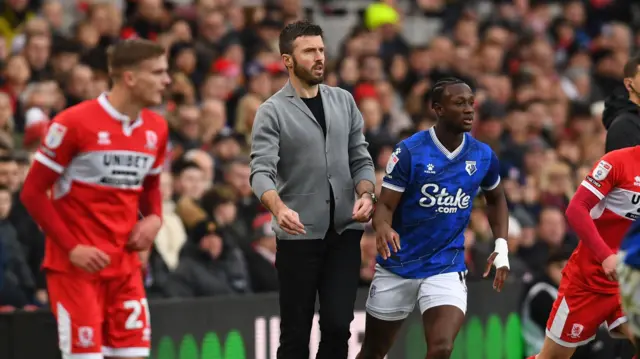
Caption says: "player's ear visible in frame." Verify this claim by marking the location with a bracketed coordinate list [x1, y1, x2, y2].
[432, 102, 443, 117]
[624, 78, 633, 93]
[121, 69, 136, 87]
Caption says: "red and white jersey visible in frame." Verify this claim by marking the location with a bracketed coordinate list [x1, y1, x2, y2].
[565, 146, 640, 293]
[35, 93, 168, 277]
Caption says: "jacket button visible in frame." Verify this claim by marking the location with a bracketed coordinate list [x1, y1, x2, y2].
[327, 174, 331, 179]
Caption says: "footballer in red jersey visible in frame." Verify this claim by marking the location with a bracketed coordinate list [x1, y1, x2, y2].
[529, 147, 640, 359]
[20, 39, 171, 359]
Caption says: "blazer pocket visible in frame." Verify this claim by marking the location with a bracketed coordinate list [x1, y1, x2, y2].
[280, 192, 317, 224]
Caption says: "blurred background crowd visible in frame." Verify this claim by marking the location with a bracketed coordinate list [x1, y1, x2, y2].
[0, 0, 640, 356]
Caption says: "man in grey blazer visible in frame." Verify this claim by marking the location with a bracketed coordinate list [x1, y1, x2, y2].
[250, 20, 376, 359]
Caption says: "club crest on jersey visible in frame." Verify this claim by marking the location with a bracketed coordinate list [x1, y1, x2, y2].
[592, 160, 612, 181]
[145, 131, 158, 150]
[386, 147, 401, 174]
[465, 161, 477, 176]
[44, 123, 67, 149]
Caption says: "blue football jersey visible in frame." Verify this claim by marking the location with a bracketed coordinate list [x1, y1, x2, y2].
[621, 220, 640, 268]
[380, 127, 501, 279]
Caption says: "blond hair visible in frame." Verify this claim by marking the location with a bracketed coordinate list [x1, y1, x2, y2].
[234, 93, 263, 139]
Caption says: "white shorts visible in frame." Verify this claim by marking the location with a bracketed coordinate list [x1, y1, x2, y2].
[617, 256, 640, 337]
[365, 264, 468, 321]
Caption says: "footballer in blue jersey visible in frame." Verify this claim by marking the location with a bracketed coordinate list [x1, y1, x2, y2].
[357, 78, 510, 359]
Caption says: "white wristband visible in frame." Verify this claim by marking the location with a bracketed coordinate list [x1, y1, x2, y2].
[493, 238, 510, 270]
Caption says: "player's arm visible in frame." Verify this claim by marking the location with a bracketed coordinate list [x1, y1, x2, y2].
[129, 122, 168, 251]
[20, 118, 110, 272]
[480, 151, 510, 290]
[139, 125, 168, 220]
[481, 152, 508, 242]
[21, 120, 79, 253]
[565, 155, 619, 264]
[373, 142, 410, 259]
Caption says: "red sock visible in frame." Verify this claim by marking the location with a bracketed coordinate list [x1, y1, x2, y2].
[526, 356, 537, 359]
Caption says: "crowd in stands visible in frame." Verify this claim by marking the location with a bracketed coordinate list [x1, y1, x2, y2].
[0, 1, 639, 348]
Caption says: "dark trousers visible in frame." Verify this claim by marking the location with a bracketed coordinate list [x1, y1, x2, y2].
[276, 229, 363, 359]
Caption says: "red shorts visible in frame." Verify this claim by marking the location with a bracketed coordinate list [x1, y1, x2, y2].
[545, 275, 626, 347]
[47, 270, 151, 359]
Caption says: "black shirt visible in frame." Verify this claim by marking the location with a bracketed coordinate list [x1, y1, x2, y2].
[301, 93, 327, 136]
[301, 93, 335, 231]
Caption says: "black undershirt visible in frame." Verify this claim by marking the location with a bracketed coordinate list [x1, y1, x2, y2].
[301, 93, 335, 231]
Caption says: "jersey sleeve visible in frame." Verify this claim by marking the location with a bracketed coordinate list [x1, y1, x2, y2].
[33, 114, 79, 174]
[480, 150, 501, 191]
[147, 121, 168, 176]
[382, 141, 411, 192]
[581, 152, 622, 199]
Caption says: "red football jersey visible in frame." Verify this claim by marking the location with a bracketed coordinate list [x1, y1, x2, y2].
[565, 146, 640, 293]
[34, 94, 168, 277]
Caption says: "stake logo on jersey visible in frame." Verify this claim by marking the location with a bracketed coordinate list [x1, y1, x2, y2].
[419, 183, 471, 214]
[380, 127, 501, 279]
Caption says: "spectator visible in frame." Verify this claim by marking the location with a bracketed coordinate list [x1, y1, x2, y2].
[603, 55, 640, 153]
[154, 172, 187, 272]
[172, 159, 206, 202]
[242, 213, 278, 293]
[183, 149, 215, 188]
[518, 207, 578, 275]
[164, 219, 252, 298]
[200, 185, 243, 245]
[210, 128, 244, 181]
[222, 156, 257, 242]
[521, 250, 569, 356]
[0, 184, 34, 308]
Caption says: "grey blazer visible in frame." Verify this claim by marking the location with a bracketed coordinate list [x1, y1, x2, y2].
[250, 81, 376, 240]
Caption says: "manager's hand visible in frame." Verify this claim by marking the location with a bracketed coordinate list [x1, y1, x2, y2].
[276, 207, 306, 235]
[353, 194, 374, 222]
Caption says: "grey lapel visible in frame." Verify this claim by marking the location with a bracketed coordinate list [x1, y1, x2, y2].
[319, 84, 331, 138]
[283, 80, 317, 126]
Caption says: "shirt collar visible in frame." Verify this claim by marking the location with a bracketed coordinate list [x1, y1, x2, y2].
[97, 92, 142, 123]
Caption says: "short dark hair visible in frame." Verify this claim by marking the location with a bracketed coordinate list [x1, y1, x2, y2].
[278, 20, 323, 55]
[200, 185, 237, 214]
[171, 159, 202, 176]
[107, 39, 165, 78]
[623, 54, 640, 78]
[430, 77, 468, 108]
[224, 156, 250, 172]
[0, 154, 16, 164]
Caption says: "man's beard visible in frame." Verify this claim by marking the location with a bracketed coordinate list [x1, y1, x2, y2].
[292, 56, 324, 86]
